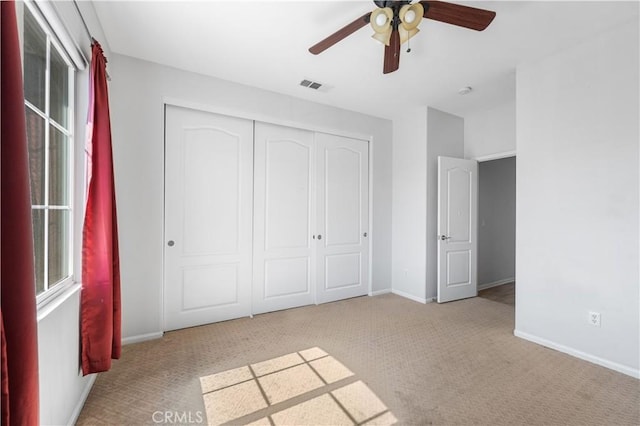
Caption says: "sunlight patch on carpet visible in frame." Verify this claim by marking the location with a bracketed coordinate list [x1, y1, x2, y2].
[199, 347, 396, 425]
[258, 364, 325, 404]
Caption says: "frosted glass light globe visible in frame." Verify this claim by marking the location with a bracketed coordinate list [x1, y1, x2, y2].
[376, 13, 388, 26]
[404, 10, 416, 23]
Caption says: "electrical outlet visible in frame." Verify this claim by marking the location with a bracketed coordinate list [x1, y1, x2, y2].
[588, 311, 601, 327]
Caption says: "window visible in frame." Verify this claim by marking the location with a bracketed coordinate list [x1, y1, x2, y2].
[22, 4, 76, 299]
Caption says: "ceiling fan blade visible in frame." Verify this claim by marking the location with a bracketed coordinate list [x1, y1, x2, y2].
[309, 12, 372, 55]
[383, 27, 400, 74]
[420, 1, 496, 31]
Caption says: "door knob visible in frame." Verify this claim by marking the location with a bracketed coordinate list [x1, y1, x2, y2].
[167, 240, 175, 247]
[317, 235, 322, 240]
[440, 235, 451, 241]
[363, 232, 367, 237]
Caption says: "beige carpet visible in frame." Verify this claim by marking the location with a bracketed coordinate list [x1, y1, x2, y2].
[478, 283, 515, 306]
[77, 294, 639, 425]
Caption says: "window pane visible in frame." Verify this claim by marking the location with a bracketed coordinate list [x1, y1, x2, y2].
[48, 209, 70, 286]
[50, 47, 69, 128]
[23, 7, 46, 112]
[32, 209, 45, 295]
[49, 126, 69, 206]
[26, 107, 46, 205]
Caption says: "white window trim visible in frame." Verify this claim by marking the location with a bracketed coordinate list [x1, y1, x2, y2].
[26, 0, 87, 70]
[37, 282, 81, 322]
[22, 1, 82, 313]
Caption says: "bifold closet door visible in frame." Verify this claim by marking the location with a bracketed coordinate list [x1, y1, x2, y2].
[252, 122, 316, 314]
[164, 106, 253, 331]
[316, 133, 369, 304]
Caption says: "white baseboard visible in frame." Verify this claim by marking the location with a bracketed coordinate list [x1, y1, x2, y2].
[478, 277, 515, 291]
[391, 289, 434, 304]
[122, 331, 163, 345]
[514, 329, 640, 379]
[68, 373, 96, 425]
[369, 289, 391, 296]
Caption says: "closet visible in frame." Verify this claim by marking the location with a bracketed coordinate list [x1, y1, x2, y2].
[164, 105, 369, 331]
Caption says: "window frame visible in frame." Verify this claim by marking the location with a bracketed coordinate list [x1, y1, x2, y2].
[22, 0, 78, 308]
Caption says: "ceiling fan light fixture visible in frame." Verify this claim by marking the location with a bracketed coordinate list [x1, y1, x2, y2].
[370, 7, 393, 33]
[399, 26, 419, 44]
[405, 10, 416, 23]
[399, 3, 424, 30]
[371, 30, 392, 46]
[308, 0, 497, 75]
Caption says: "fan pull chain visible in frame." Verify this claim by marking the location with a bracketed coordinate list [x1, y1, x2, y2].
[406, 37, 412, 53]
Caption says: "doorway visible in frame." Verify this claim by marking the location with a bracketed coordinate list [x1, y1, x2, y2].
[476, 155, 516, 306]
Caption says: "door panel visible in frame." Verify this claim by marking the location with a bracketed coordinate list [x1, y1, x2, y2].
[437, 156, 478, 303]
[264, 140, 310, 249]
[253, 123, 315, 314]
[325, 147, 362, 246]
[165, 106, 253, 331]
[182, 265, 238, 310]
[325, 253, 361, 290]
[316, 133, 369, 304]
[264, 257, 310, 298]
[182, 130, 240, 255]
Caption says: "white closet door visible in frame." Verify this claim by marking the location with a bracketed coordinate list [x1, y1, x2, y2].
[252, 122, 316, 314]
[315, 133, 369, 304]
[164, 106, 253, 331]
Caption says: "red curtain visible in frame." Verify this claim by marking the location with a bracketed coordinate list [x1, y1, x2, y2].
[80, 41, 121, 375]
[1, 312, 9, 425]
[1, 1, 40, 424]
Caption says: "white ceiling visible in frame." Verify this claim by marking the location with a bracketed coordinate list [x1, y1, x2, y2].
[92, 1, 639, 120]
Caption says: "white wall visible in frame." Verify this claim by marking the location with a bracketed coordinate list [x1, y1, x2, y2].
[391, 107, 428, 302]
[515, 18, 639, 377]
[425, 108, 465, 300]
[464, 100, 516, 159]
[107, 54, 393, 340]
[478, 157, 516, 287]
[390, 107, 464, 303]
[37, 290, 95, 425]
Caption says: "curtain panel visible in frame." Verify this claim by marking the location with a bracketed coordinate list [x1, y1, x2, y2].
[1, 1, 41, 424]
[80, 41, 122, 375]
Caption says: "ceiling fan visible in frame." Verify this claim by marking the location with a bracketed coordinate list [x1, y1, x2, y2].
[309, 1, 496, 74]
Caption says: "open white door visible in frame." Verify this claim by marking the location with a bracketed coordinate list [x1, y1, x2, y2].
[164, 106, 254, 331]
[437, 156, 478, 303]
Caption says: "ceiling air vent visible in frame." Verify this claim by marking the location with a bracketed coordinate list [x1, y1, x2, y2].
[299, 78, 325, 91]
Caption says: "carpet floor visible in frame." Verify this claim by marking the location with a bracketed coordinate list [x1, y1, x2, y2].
[478, 283, 515, 306]
[77, 294, 639, 425]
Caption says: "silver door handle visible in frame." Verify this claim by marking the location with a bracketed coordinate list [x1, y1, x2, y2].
[440, 235, 451, 241]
